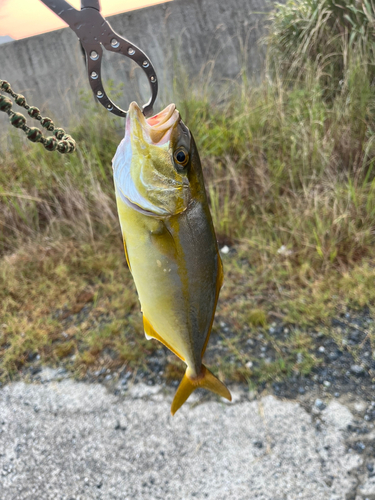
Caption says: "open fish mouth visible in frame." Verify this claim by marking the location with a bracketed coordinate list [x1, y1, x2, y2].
[129, 102, 180, 145]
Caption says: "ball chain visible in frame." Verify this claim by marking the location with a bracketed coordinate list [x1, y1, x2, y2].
[0, 79, 76, 154]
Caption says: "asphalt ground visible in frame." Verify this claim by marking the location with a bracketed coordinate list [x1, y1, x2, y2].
[1, 373, 374, 500]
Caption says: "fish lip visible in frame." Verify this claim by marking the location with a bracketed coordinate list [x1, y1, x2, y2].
[146, 103, 176, 127]
[128, 102, 180, 144]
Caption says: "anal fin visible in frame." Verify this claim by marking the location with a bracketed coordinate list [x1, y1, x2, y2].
[143, 315, 185, 362]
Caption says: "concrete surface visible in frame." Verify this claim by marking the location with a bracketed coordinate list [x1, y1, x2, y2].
[0, 377, 372, 500]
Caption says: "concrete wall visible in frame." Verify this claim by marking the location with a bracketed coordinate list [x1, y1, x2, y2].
[0, 0, 271, 130]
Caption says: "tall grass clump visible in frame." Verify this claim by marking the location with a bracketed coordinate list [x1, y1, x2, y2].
[266, 0, 375, 88]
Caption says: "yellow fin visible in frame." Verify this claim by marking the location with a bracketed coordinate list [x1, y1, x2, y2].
[123, 237, 132, 272]
[201, 255, 224, 357]
[171, 365, 231, 416]
[143, 315, 185, 361]
[218, 254, 224, 289]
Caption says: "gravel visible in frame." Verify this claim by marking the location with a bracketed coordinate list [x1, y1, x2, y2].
[351, 364, 366, 375]
[0, 379, 374, 499]
[314, 398, 326, 410]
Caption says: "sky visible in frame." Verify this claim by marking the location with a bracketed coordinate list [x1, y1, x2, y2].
[0, 0, 170, 40]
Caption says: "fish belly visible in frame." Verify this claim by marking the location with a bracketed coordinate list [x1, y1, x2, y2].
[116, 195, 221, 375]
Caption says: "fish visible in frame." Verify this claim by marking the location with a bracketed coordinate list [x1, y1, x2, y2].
[112, 101, 231, 415]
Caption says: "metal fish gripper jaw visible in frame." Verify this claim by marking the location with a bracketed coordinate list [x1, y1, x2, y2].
[40, 0, 158, 117]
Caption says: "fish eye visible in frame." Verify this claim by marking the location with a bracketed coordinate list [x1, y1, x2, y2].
[174, 147, 189, 168]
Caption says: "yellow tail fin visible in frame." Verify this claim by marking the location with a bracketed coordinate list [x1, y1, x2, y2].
[171, 365, 231, 416]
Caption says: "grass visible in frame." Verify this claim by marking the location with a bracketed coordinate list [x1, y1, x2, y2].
[265, 0, 375, 88]
[2, 1, 375, 386]
[0, 239, 157, 379]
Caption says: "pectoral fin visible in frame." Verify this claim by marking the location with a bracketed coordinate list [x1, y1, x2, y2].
[171, 364, 231, 416]
[150, 222, 177, 262]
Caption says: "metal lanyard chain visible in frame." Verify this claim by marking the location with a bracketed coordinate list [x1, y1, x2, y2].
[0, 80, 76, 154]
